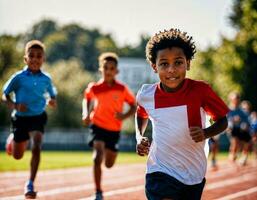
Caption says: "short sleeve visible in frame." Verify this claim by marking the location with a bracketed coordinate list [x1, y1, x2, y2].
[136, 85, 149, 119]
[136, 105, 149, 119]
[84, 82, 95, 100]
[3, 74, 18, 95]
[202, 84, 229, 121]
[123, 85, 136, 105]
[46, 77, 56, 98]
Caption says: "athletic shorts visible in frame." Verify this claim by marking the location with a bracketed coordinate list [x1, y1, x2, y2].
[88, 124, 120, 152]
[231, 127, 251, 142]
[145, 172, 206, 200]
[11, 112, 47, 142]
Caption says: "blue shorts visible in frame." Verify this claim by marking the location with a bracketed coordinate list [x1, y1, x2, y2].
[11, 112, 47, 142]
[88, 124, 120, 152]
[145, 172, 205, 200]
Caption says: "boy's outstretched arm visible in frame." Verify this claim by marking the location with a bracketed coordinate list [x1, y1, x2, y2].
[190, 116, 228, 143]
[135, 114, 150, 156]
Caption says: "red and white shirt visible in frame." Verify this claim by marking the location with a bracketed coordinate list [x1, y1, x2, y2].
[137, 78, 229, 185]
[84, 79, 135, 131]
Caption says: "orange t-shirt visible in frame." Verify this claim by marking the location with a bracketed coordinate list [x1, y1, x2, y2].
[84, 79, 135, 131]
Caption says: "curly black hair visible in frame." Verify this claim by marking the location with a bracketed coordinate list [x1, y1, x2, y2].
[146, 28, 196, 65]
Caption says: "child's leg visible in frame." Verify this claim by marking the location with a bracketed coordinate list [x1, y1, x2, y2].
[104, 149, 118, 168]
[29, 131, 43, 182]
[229, 137, 239, 161]
[12, 140, 28, 159]
[93, 141, 105, 192]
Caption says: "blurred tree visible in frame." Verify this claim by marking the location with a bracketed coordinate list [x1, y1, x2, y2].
[0, 35, 23, 126]
[24, 19, 57, 42]
[0, 35, 23, 78]
[228, 0, 257, 109]
[43, 59, 95, 128]
[189, 0, 257, 109]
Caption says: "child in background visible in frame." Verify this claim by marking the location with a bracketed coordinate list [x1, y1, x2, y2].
[2, 40, 57, 199]
[82, 52, 136, 200]
[227, 92, 251, 165]
[250, 111, 257, 159]
[135, 28, 228, 200]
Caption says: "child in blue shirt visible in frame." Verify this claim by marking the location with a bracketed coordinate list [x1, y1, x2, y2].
[2, 40, 57, 199]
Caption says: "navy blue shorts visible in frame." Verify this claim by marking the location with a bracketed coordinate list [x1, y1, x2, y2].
[145, 172, 206, 200]
[11, 112, 47, 142]
[231, 127, 251, 142]
[88, 124, 120, 152]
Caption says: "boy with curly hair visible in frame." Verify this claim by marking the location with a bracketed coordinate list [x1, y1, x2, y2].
[135, 29, 229, 200]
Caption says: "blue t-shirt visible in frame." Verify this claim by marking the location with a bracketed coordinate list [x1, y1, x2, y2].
[227, 107, 249, 129]
[3, 66, 56, 116]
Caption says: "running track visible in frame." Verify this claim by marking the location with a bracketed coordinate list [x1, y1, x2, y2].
[0, 161, 257, 200]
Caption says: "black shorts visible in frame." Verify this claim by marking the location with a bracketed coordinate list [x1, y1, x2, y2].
[88, 124, 120, 152]
[145, 172, 206, 200]
[11, 112, 47, 143]
[231, 127, 251, 142]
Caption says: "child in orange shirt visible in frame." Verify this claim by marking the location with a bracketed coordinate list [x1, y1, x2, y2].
[82, 52, 136, 200]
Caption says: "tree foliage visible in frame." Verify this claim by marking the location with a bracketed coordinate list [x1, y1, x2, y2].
[189, 0, 257, 109]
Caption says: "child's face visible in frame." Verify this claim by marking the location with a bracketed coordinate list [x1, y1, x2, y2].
[229, 94, 240, 107]
[24, 47, 45, 73]
[100, 60, 118, 82]
[152, 47, 190, 92]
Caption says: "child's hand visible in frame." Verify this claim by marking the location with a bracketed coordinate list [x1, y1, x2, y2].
[15, 103, 27, 112]
[82, 116, 91, 127]
[189, 127, 206, 143]
[136, 137, 150, 156]
[48, 99, 57, 108]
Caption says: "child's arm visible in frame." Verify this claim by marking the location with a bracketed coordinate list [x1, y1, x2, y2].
[115, 103, 136, 120]
[1, 93, 27, 112]
[189, 116, 228, 143]
[82, 98, 92, 126]
[135, 113, 150, 156]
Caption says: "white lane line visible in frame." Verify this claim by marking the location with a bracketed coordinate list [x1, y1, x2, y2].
[214, 186, 257, 200]
[78, 185, 144, 200]
[0, 163, 144, 178]
[205, 172, 257, 190]
[0, 175, 143, 200]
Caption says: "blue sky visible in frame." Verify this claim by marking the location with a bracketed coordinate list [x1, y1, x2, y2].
[0, 0, 236, 49]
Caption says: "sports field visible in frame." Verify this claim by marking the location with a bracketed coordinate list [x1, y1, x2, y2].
[0, 151, 256, 200]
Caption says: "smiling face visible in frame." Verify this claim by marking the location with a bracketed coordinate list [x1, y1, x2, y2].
[152, 47, 190, 92]
[24, 47, 45, 73]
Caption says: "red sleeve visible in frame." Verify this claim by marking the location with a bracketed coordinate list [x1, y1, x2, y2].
[84, 82, 95, 101]
[137, 105, 149, 119]
[124, 85, 136, 105]
[202, 84, 229, 121]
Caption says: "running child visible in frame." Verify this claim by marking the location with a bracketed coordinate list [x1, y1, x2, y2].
[2, 40, 57, 199]
[82, 52, 136, 200]
[135, 28, 229, 200]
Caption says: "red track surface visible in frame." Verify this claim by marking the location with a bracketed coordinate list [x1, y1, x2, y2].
[0, 160, 257, 200]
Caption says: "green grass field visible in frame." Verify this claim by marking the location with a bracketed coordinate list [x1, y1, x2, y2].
[0, 151, 147, 172]
[0, 151, 249, 172]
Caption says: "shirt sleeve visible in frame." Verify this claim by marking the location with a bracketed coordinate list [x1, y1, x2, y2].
[84, 82, 95, 101]
[46, 77, 56, 98]
[136, 105, 149, 119]
[136, 85, 149, 119]
[2, 74, 18, 95]
[202, 84, 229, 121]
[123, 85, 136, 105]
